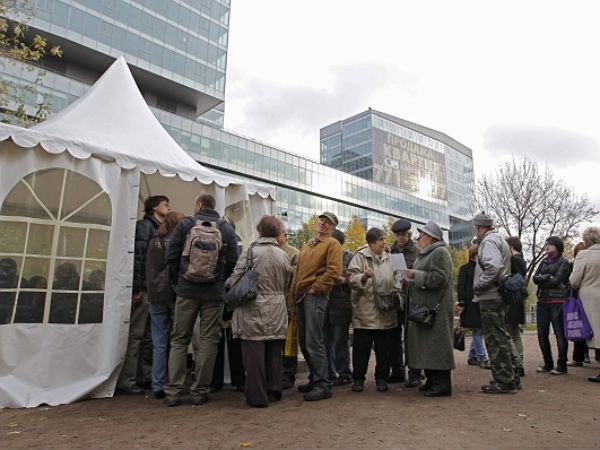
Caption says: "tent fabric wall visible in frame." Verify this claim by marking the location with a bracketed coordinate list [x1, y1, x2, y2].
[0, 145, 138, 408]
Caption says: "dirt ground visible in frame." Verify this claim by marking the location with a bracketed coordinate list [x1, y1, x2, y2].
[2, 333, 600, 449]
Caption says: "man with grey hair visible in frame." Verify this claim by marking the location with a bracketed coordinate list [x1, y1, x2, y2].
[163, 193, 238, 406]
[472, 211, 519, 394]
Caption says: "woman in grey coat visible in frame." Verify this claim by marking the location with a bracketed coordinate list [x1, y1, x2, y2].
[225, 216, 290, 407]
[405, 221, 455, 397]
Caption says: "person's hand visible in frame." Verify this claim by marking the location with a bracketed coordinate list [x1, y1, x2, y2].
[364, 268, 374, 279]
[132, 292, 143, 306]
[404, 269, 416, 280]
[338, 276, 347, 285]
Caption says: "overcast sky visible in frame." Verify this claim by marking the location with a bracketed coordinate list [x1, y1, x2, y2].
[224, 0, 600, 211]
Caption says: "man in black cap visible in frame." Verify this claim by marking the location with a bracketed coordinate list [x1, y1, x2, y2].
[389, 218, 422, 386]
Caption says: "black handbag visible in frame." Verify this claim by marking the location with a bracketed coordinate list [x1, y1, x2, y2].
[368, 259, 400, 313]
[407, 302, 437, 327]
[453, 326, 465, 351]
[225, 243, 259, 311]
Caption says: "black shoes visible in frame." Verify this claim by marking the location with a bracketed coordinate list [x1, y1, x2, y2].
[481, 383, 516, 394]
[588, 374, 600, 383]
[387, 371, 406, 383]
[153, 390, 166, 399]
[536, 364, 553, 373]
[423, 389, 451, 397]
[405, 377, 422, 388]
[376, 379, 388, 392]
[282, 378, 295, 390]
[467, 358, 479, 366]
[333, 376, 352, 386]
[164, 396, 181, 407]
[192, 394, 209, 406]
[351, 380, 364, 392]
[550, 366, 567, 375]
[297, 382, 315, 393]
[303, 387, 332, 401]
[115, 385, 145, 395]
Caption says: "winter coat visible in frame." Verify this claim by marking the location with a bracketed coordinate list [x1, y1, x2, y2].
[407, 241, 455, 371]
[226, 237, 290, 341]
[146, 234, 176, 307]
[458, 260, 481, 329]
[474, 230, 511, 302]
[533, 256, 570, 302]
[506, 254, 527, 325]
[570, 244, 600, 348]
[133, 214, 160, 293]
[348, 246, 399, 330]
[328, 249, 353, 326]
[166, 209, 239, 301]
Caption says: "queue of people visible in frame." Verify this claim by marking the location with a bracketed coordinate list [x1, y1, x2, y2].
[115, 196, 600, 407]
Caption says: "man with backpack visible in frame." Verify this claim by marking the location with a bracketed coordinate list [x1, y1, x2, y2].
[163, 193, 239, 407]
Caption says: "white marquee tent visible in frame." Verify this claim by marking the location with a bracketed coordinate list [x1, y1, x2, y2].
[0, 57, 275, 408]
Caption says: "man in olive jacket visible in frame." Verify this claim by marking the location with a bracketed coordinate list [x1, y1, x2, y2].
[288, 212, 343, 401]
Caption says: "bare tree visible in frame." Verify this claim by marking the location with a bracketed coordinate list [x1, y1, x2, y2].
[477, 156, 598, 280]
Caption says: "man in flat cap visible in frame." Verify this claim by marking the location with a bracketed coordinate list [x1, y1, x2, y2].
[472, 212, 519, 394]
[389, 218, 422, 387]
[288, 212, 343, 401]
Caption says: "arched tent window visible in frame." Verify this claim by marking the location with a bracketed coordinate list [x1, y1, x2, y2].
[0, 169, 111, 325]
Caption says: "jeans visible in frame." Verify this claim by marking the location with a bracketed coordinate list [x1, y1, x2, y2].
[468, 328, 488, 362]
[149, 302, 174, 392]
[324, 310, 351, 379]
[296, 294, 331, 388]
[537, 302, 568, 369]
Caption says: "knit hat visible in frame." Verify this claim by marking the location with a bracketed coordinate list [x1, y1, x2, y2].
[472, 211, 494, 227]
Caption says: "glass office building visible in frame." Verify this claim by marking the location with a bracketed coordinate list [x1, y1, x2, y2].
[1, 0, 475, 243]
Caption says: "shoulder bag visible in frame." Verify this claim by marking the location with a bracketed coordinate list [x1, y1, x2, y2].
[367, 258, 400, 312]
[225, 243, 259, 311]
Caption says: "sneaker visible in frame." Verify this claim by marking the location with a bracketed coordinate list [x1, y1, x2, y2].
[479, 360, 491, 370]
[467, 357, 479, 366]
[351, 380, 364, 392]
[333, 376, 352, 386]
[297, 382, 314, 393]
[584, 356, 592, 364]
[164, 396, 181, 407]
[567, 361, 583, 367]
[115, 385, 145, 395]
[550, 367, 567, 375]
[192, 394, 209, 406]
[481, 383, 516, 394]
[303, 387, 332, 401]
[536, 365, 552, 373]
[375, 379, 388, 392]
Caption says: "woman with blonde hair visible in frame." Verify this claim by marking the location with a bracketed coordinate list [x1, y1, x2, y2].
[570, 226, 600, 383]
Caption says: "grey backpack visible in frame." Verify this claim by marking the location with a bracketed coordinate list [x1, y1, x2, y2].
[181, 218, 224, 283]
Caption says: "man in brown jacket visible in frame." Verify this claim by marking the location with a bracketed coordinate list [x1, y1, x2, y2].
[288, 212, 343, 401]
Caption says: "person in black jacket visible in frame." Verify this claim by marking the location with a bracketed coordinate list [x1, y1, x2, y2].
[506, 237, 527, 377]
[117, 195, 170, 395]
[533, 236, 570, 375]
[457, 244, 489, 368]
[163, 193, 239, 407]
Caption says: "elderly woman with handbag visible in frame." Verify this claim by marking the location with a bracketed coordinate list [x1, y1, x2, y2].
[347, 227, 400, 393]
[404, 221, 455, 397]
[225, 215, 290, 407]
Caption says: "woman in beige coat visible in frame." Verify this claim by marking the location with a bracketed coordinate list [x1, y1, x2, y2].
[348, 227, 399, 393]
[569, 225, 600, 383]
[225, 216, 290, 407]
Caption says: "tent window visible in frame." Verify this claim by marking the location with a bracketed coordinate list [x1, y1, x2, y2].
[0, 169, 111, 325]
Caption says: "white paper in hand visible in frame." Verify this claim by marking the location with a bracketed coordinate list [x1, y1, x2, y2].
[391, 253, 411, 281]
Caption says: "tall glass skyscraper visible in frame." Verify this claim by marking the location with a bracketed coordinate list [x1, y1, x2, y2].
[1, 0, 475, 244]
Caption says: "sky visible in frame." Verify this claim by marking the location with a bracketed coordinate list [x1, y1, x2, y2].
[224, 0, 600, 213]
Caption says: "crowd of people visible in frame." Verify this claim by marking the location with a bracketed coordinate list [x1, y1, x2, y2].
[115, 193, 600, 407]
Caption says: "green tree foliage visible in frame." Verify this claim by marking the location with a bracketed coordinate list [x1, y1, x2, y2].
[344, 215, 367, 253]
[449, 244, 469, 297]
[0, 0, 62, 125]
[289, 214, 318, 249]
[383, 216, 396, 247]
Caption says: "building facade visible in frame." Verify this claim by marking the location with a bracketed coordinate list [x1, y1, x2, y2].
[1, 0, 475, 244]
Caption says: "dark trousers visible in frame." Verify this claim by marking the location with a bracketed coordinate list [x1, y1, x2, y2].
[352, 328, 394, 381]
[241, 339, 284, 407]
[324, 310, 352, 379]
[297, 294, 331, 388]
[423, 369, 452, 393]
[211, 328, 245, 390]
[537, 302, 568, 369]
[389, 310, 405, 374]
[572, 340, 588, 363]
[282, 355, 297, 382]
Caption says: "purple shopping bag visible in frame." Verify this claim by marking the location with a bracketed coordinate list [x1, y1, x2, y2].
[564, 290, 594, 342]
